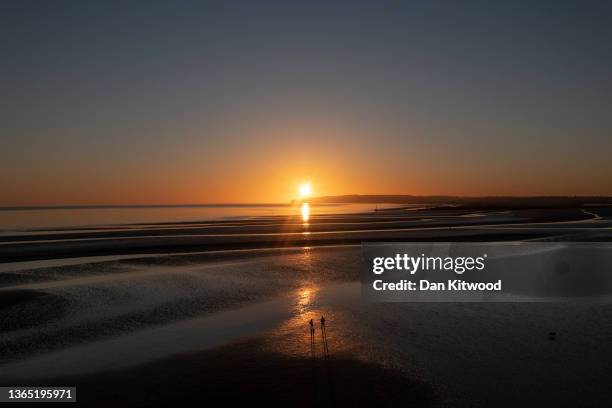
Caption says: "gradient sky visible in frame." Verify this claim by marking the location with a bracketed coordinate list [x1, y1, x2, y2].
[2, 0, 612, 205]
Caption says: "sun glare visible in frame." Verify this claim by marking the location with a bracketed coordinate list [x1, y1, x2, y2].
[299, 183, 311, 198]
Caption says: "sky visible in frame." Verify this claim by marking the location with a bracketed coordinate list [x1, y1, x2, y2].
[1, 0, 612, 205]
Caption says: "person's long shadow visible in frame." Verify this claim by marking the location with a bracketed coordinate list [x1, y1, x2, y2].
[308, 317, 334, 406]
[321, 324, 330, 359]
[310, 327, 316, 359]
[319, 318, 334, 405]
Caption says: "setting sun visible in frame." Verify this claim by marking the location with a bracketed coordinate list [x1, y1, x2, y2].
[299, 183, 311, 198]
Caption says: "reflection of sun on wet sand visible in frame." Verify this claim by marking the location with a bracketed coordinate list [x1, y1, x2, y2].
[45, 283, 437, 406]
[0, 250, 437, 406]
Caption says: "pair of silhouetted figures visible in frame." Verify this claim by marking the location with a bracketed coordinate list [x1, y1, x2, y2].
[309, 316, 335, 405]
[309, 316, 329, 359]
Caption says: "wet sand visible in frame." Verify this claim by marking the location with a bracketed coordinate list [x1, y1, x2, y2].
[1, 207, 610, 262]
[1, 207, 612, 406]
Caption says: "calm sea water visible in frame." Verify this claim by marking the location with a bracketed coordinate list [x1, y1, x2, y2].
[0, 203, 391, 231]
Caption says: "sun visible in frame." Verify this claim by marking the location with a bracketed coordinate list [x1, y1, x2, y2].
[299, 183, 311, 199]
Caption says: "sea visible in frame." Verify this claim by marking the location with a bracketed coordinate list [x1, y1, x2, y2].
[0, 203, 393, 231]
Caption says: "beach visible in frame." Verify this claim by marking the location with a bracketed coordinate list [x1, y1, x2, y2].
[1, 205, 612, 406]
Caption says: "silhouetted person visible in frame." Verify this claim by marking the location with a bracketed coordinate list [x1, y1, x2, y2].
[320, 316, 329, 358]
[309, 319, 316, 358]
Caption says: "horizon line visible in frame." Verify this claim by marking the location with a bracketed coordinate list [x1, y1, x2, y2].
[3, 194, 612, 210]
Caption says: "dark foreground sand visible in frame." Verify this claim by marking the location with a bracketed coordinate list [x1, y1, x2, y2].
[50, 338, 436, 407]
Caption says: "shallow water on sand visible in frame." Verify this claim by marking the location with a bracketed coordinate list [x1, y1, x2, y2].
[0, 203, 400, 231]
